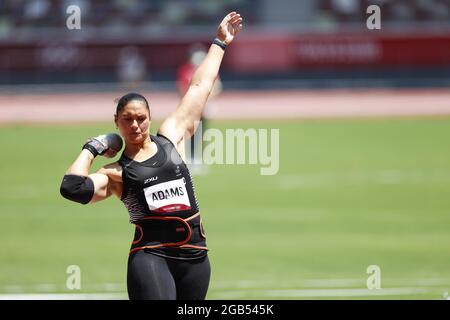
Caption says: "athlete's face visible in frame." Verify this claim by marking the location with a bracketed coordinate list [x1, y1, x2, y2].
[115, 100, 151, 145]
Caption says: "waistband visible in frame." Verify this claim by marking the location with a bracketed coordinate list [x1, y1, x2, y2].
[129, 212, 208, 254]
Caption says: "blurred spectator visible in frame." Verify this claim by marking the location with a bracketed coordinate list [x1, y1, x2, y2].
[0, 0, 259, 32]
[390, 1, 416, 21]
[319, 0, 450, 24]
[176, 43, 222, 104]
[415, 0, 450, 21]
[331, 0, 361, 22]
[23, 0, 51, 24]
[114, 0, 149, 26]
[116, 46, 147, 91]
[90, 0, 115, 27]
[160, 0, 189, 25]
[177, 44, 223, 175]
[0, 0, 447, 38]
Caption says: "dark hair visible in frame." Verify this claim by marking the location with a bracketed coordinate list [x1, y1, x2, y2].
[115, 93, 150, 115]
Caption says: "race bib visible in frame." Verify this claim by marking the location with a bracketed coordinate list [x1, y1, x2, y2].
[143, 178, 191, 213]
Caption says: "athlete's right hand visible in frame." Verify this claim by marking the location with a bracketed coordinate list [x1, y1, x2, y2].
[82, 133, 123, 158]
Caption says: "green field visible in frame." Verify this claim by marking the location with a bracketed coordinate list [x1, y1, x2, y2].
[1, 118, 449, 299]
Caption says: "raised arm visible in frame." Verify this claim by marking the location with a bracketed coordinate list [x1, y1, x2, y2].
[158, 12, 243, 147]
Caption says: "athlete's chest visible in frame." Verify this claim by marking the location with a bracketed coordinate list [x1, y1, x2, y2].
[125, 160, 184, 185]
[125, 161, 194, 214]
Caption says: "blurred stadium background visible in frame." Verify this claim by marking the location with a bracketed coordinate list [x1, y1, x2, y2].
[0, 0, 450, 300]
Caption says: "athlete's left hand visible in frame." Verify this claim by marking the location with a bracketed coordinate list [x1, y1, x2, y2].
[217, 12, 243, 45]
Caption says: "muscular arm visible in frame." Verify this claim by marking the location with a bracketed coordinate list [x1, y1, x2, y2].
[159, 44, 225, 144]
[60, 149, 122, 204]
[158, 12, 243, 148]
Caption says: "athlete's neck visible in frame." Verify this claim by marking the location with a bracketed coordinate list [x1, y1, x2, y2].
[124, 136, 156, 160]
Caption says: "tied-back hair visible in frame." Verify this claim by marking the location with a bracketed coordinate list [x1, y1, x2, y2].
[115, 93, 150, 116]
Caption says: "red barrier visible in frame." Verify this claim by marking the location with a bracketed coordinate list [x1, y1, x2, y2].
[225, 31, 450, 72]
[1, 31, 449, 72]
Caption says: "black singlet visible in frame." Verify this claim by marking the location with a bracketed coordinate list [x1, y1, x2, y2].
[118, 133, 207, 260]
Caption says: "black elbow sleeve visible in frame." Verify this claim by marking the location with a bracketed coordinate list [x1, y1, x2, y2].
[60, 174, 95, 204]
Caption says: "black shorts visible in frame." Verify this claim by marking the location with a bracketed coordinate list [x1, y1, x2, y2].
[127, 250, 211, 300]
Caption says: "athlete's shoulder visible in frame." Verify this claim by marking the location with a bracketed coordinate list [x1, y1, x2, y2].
[154, 132, 176, 147]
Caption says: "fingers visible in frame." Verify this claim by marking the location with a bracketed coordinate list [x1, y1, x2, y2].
[231, 16, 243, 29]
[227, 11, 238, 20]
[222, 11, 237, 25]
[230, 14, 242, 24]
[222, 11, 243, 26]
